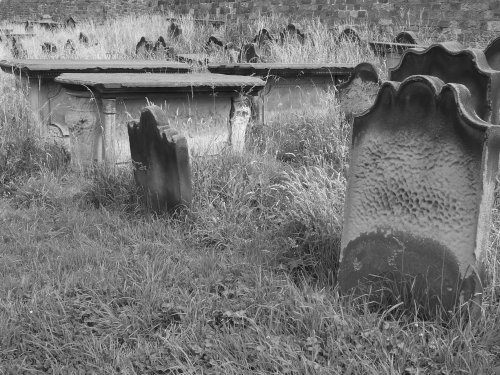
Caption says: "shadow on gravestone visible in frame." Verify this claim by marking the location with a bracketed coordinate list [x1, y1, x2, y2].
[338, 75, 500, 319]
[390, 42, 500, 124]
[128, 105, 192, 214]
[337, 62, 381, 118]
[484, 36, 500, 71]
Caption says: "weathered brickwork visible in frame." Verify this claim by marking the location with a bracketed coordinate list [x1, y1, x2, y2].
[1, 0, 499, 39]
[0, 0, 156, 22]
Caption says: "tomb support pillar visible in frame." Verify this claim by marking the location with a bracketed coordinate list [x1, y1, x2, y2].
[101, 98, 116, 168]
[229, 95, 252, 152]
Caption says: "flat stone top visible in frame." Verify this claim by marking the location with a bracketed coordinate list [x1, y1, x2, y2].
[368, 41, 425, 47]
[0, 59, 191, 77]
[55, 73, 266, 94]
[208, 63, 356, 77]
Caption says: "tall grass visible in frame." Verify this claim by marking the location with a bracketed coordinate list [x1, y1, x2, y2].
[0, 12, 500, 374]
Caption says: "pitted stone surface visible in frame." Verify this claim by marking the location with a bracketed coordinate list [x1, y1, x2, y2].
[339, 75, 500, 315]
[389, 43, 500, 124]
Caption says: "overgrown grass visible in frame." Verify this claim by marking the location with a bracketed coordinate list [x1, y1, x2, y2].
[1, 12, 500, 374]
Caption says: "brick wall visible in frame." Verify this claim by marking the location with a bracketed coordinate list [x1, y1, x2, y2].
[0, 0, 157, 22]
[1, 0, 499, 40]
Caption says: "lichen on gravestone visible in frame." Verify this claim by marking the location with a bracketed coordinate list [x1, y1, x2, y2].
[338, 75, 500, 318]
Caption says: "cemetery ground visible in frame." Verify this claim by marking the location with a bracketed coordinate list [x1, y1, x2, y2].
[1, 14, 500, 374]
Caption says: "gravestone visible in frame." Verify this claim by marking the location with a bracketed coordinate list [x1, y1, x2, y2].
[393, 31, 419, 45]
[65, 16, 77, 29]
[65, 39, 76, 54]
[238, 43, 259, 63]
[484, 36, 500, 71]
[42, 42, 57, 54]
[279, 24, 305, 44]
[207, 36, 223, 48]
[337, 27, 361, 45]
[128, 105, 192, 214]
[135, 36, 155, 56]
[337, 62, 380, 117]
[339, 75, 500, 317]
[11, 38, 27, 59]
[390, 43, 500, 124]
[253, 28, 274, 46]
[154, 36, 174, 58]
[79, 32, 89, 46]
[169, 23, 182, 39]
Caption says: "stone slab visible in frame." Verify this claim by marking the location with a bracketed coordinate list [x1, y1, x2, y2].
[55, 73, 266, 94]
[207, 63, 356, 78]
[339, 75, 500, 317]
[0, 59, 191, 78]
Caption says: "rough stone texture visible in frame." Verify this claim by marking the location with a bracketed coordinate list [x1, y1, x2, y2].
[1, 1, 499, 41]
[390, 43, 500, 124]
[128, 105, 192, 213]
[339, 75, 500, 316]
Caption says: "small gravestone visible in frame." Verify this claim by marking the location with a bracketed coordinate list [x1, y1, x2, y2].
[337, 27, 361, 45]
[135, 36, 155, 56]
[65, 39, 75, 54]
[128, 105, 192, 214]
[390, 43, 500, 124]
[153, 36, 174, 57]
[279, 23, 305, 44]
[238, 43, 259, 63]
[484, 36, 500, 71]
[253, 28, 274, 46]
[339, 75, 500, 317]
[42, 42, 57, 54]
[393, 31, 419, 45]
[337, 62, 380, 118]
[169, 23, 182, 39]
[79, 32, 89, 46]
[206, 35, 225, 49]
[65, 16, 77, 29]
[11, 38, 27, 58]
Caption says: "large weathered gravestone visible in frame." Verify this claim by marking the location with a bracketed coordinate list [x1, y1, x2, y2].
[390, 43, 500, 124]
[339, 75, 500, 317]
[128, 105, 192, 213]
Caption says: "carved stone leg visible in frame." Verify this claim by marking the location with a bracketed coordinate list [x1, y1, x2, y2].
[101, 98, 116, 167]
[229, 95, 251, 152]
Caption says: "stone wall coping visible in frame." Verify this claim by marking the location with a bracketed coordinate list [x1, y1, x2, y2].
[207, 63, 356, 78]
[0, 59, 191, 78]
[54, 72, 266, 94]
